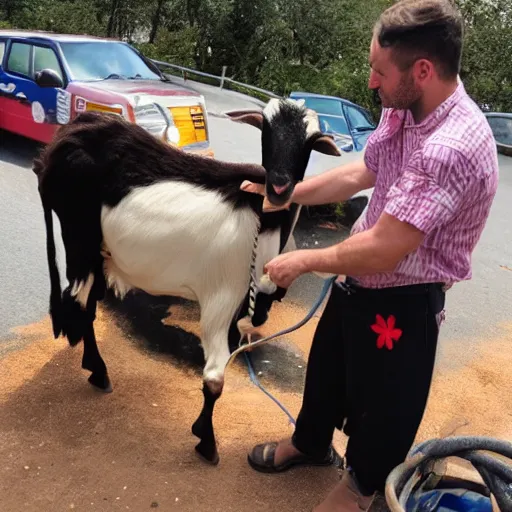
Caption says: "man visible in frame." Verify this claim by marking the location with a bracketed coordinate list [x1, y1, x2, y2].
[241, 0, 499, 510]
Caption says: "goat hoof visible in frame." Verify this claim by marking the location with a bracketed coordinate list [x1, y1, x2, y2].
[88, 373, 113, 393]
[195, 440, 219, 466]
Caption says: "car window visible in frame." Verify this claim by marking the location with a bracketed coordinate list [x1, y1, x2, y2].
[301, 97, 343, 116]
[318, 115, 350, 136]
[7, 42, 31, 76]
[345, 105, 375, 130]
[59, 41, 161, 81]
[0, 41, 5, 66]
[34, 45, 63, 80]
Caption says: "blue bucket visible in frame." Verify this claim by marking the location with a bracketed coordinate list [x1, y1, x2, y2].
[405, 483, 493, 511]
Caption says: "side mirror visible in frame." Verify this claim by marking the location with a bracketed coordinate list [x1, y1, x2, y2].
[35, 68, 64, 88]
[332, 135, 354, 153]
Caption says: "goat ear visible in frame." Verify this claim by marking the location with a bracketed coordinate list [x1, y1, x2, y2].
[312, 135, 342, 156]
[291, 98, 306, 107]
[224, 110, 264, 130]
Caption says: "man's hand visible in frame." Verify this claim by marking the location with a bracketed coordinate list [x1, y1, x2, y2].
[240, 180, 291, 212]
[240, 180, 265, 195]
[263, 250, 310, 288]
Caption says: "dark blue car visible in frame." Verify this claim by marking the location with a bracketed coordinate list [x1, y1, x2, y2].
[289, 91, 376, 152]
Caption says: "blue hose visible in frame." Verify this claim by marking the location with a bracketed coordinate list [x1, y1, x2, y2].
[385, 436, 512, 511]
[230, 276, 337, 425]
[243, 351, 296, 426]
[228, 275, 336, 365]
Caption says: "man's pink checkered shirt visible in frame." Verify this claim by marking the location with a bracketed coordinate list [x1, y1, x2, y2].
[350, 81, 499, 289]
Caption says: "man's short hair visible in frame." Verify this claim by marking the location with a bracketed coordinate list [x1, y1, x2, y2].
[374, 0, 464, 80]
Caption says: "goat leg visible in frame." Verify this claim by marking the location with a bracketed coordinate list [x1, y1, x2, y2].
[192, 290, 241, 464]
[82, 319, 112, 393]
[192, 382, 221, 465]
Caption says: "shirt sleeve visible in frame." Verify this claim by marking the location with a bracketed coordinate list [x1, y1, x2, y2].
[384, 143, 470, 234]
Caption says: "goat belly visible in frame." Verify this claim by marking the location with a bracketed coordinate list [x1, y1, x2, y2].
[100, 181, 259, 301]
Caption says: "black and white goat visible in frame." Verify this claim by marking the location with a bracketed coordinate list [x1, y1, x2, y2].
[34, 98, 341, 465]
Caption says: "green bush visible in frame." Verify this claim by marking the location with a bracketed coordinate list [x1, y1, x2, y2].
[134, 27, 199, 69]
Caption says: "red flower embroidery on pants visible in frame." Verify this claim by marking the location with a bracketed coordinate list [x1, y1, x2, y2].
[371, 314, 402, 350]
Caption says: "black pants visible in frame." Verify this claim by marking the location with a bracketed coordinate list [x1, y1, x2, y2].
[291, 278, 445, 494]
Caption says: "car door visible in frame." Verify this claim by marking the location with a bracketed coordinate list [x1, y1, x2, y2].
[0, 40, 35, 137]
[0, 37, 11, 131]
[343, 104, 376, 152]
[0, 39, 66, 142]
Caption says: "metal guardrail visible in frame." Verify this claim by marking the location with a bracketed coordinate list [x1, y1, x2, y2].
[151, 59, 282, 100]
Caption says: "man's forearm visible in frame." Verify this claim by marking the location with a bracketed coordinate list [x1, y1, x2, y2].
[291, 159, 376, 206]
[263, 213, 425, 289]
[301, 228, 398, 277]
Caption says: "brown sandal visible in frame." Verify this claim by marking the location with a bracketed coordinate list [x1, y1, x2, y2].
[247, 441, 342, 474]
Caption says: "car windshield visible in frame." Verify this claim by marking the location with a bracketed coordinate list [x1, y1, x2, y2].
[59, 41, 161, 81]
[298, 97, 343, 116]
[345, 106, 375, 131]
[318, 115, 350, 136]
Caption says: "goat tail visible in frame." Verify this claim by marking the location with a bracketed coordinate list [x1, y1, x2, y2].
[43, 201, 64, 339]
[42, 202, 93, 346]
[37, 146, 65, 338]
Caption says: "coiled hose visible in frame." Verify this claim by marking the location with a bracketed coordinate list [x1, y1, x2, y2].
[385, 436, 512, 511]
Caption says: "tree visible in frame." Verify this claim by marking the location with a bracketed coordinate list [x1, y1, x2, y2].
[1, 0, 510, 114]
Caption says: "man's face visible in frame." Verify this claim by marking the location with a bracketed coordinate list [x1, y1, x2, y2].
[368, 37, 422, 110]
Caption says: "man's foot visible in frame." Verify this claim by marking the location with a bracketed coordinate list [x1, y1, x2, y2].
[313, 469, 376, 512]
[248, 438, 341, 473]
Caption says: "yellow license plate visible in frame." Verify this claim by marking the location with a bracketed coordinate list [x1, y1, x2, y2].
[169, 106, 207, 146]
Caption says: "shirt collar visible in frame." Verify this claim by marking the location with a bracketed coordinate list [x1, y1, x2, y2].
[404, 80, 465, 131]
[370, 79, 466, 143]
